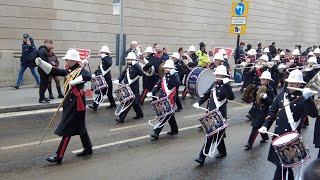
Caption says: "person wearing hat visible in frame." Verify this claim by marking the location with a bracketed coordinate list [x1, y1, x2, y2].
[114, 52, 144, 123]
[263, 47, 272, 61]
[89, 45, 116, 111]
[181, 45, 198, 100]
[147, 59, 181, 140]
[240, 49, 257, 92]
[140, 46, 162, 105]
[244, 71, 274, 150]
[313, 48, 320, 64]
[208, 52, 225, 69]
[13, 34, 40, 89]
[35, 49, 93, 164]
[291, 48, 303, 67]
[259, 69, 318, 180]
[196, 42, 210, 67]
[171, 52, 184, 112]
[193, 65, 235, 165]
[270, 55, 281, 95]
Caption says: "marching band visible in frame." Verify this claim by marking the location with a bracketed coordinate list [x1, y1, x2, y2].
[35, 43, 320, 180]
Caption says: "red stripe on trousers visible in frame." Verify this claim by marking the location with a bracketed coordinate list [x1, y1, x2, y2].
[140, 89, 148, 102]
[59, 136, 70, 158]
[251, 130, 259, 145]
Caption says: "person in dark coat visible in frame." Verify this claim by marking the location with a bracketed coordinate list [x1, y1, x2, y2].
[13, 34, 40, 89]
[140, 47, 162, 104]
[235, 42, 245, 64]
[114, 52, 144, 123]
[38, 40, 53, 103]
[193, 65, 235, 166]
[148, 59, 181, 140]
[269, 55, 281, 95]
[36, 49, 93, 164]
[181, 45, 198, 99]
[244, 71, 274, 150]
[259, 69, 318, 180]
[89, 45, 116, 111]
[170, 52, 184, 112]
[47, 48, 64, 99]
[269, 42, 277, 58]
[125, 41, 138, 56]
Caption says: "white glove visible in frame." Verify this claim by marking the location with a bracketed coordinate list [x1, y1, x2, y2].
[303, 88, 312, 99]
[261, 93, 267, 99]
[223, 78, 231, 84]
[113, 80, 119, 84]
[132, 60, 137, 65]
[101, 54, 107, 58]
[92, 74, 96, 78]
[69, 75, 84, 87]
[193, 102, 200, 109]
[35, 57, 42, 66]
[146, 92, 153, 98]
[36, 58, 52, 74]
[258, 126, 267, 134]
[170, 69, 177, 75]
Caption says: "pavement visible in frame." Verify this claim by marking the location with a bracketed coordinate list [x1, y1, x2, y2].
[0, 89, 319, 180]
[0, 82, 243, 113]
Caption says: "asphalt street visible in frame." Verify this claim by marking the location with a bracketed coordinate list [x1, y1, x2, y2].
[0, 89, 319, 180]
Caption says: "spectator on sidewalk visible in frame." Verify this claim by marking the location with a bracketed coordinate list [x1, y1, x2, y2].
[162, 47, 169, 61]
[13, 34, 40, 89]
[235, 42, 245, 64]
[38, 40, 53, 103]
[47, 48, 64, 99]
[269, 42, 277, 58]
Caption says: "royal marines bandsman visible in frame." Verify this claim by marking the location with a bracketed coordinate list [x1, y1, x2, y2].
[244, 71, 274, 150]
[113, 52, 144, 123]
[259, 69, 318, 180]
[36, 49, 93, 164]
[89, 45, 116, 111]
[147, 59, 181, 140]
[193, 65, 235, 165]
[140, 46, 162, 104]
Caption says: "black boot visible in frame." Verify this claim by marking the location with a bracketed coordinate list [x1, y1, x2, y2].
[57, 87, 64, 98]
[89, 103, 98, 111]
[48, 86, 54, 99]
[150, 131, 159, 140]
[46, 154, 62, 164]
[76, 149, 92, 157]
[194, 157, 205, 166]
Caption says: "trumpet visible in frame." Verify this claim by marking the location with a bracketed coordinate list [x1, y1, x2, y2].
[278, 63, 289, 73]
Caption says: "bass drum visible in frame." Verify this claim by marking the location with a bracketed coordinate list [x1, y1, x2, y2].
[186, 67, 215, 97]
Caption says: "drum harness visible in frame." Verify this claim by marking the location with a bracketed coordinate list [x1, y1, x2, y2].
[92, 62, 111, 104]
[114, 68, 139, 115]
[149, 77, 175, 128]
[203, 87, 227, 158]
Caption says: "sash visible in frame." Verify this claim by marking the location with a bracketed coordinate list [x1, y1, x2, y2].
[161, 76, 176, 105]
[212, 86, 227, 109]
[72, 87, 85, 112]
[126, 68, 139, 85]
[283, 93, 300, 131]
[99, 62, 111, 76]
[256, 68, 262, 77]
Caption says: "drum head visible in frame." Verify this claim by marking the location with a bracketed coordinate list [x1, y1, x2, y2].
[197, 69, 215, 96]
[272, 132, 299, 146]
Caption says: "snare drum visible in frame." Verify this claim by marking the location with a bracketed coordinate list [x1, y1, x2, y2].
[272, 132, 310, 167]
[151, 97, 175, 118]
[186, 67, 215, 97]
[199, 109, 228, 137]
[91, 75, 107, 93]
[114, 84, 135, 104]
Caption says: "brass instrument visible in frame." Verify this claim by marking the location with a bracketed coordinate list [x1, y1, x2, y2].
[256, 85, 268, 106]
[242, 84, 257, 103]
[135, 47, 155, 76]
[278, 63, 289, 73]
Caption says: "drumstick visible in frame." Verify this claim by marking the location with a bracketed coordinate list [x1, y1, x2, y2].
[149, 95, 159, 99]
[197, 106, 209, 111]
[215, 78, 234, 82]
[258, 130, 280, 137]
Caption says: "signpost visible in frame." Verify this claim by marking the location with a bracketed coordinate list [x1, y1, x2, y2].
[230, 1, 249, 83]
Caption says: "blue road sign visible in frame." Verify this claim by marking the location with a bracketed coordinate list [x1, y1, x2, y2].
[235, 2, 245, 16]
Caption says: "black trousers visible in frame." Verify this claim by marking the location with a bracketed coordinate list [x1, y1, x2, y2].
[92, 79, 116, 108]
[273, 165, 294, 180]
[56, 131, 92, 159]
[175, 87, 183, 110]
[247, 126, 269, 146]
[199, 132, 226, 159]
[153, 113, 178, 134]
[38, 71, 48, 101]
[119, 98, 144, 121]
